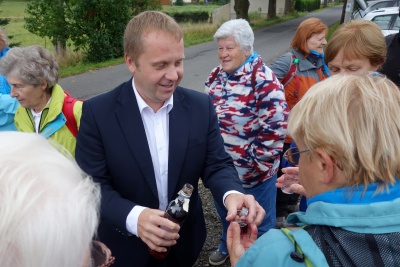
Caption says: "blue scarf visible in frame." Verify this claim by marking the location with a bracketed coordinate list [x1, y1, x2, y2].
[228, 51, 259, 77]
[309, 49, 330, 77]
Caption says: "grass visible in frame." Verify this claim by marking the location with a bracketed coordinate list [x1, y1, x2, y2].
[0, 1, 336, 77]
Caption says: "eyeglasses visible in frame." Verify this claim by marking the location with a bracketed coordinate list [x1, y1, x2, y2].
[283, 147, 310, 165]
[89, 240, 115, 267]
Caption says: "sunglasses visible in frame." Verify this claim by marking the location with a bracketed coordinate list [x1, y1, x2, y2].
[283, 147, 310, 165]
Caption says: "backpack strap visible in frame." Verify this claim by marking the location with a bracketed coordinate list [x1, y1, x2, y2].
[251, 61, 264, 89]
[281, 228, 314, 267]
[62, 91, 79, 138]
[209, 61, 263, 89]
[280, 53, 300, 103]
[209, 67, 221, 85]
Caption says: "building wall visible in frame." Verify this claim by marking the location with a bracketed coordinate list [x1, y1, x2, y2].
[229, 0, 286, 19]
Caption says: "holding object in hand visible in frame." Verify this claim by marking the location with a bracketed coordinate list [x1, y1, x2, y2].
[149, 183, 194, 259]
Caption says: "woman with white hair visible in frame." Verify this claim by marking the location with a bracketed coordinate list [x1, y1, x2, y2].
[204, 19, 289, 266]
[227, 74, 400, 266]
[0, 131, 114, 267]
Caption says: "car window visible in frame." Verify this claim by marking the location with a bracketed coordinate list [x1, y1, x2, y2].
[394, 16, 400, 31]
[372, 14, 394, 29]
[371, 1, 390, 11]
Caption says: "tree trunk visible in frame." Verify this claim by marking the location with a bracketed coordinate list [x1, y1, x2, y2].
[323, 0, 328, 8]
[54, 38, 67, 56]
[234, 0, 250, 21]
[284, 0, 294, 15]
[268, 0, 277, 18]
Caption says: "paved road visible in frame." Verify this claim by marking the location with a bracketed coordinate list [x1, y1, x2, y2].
[59, 6, 342, 99]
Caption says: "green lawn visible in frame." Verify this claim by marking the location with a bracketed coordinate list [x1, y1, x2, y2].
[1, 1, 52, 48]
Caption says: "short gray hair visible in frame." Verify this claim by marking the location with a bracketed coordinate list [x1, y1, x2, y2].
[213, 19, 254, 54]
[0, 28, 8, 50]
[0, 132, 100, 267]
[0, 46, 59, 92]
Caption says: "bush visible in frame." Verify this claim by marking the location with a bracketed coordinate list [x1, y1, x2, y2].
[175, 0, 184, 6]
[294, 0, 320, 12]
[165, 11, 210, 23]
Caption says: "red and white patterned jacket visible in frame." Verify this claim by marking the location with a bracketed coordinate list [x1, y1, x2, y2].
[205, 53, 289, 187]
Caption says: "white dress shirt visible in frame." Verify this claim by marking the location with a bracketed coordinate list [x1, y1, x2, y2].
[126, 78, 173, 236]
[125, 78, 241, 236]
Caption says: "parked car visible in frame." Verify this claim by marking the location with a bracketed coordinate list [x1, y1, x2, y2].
[352, 0, 400, 19]
[361, 7, 400, 36]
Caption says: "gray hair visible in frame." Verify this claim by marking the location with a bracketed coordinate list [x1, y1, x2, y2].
[213, 19, 254, 54]
[0, 132, 100, 267]
[0, 46, 59, 92]
[0, 28, 8, 50]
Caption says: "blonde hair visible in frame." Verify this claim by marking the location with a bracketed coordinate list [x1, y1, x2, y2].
[0, 132, 100, 267]
[325, 20, 386, 67]
[288, 74, 400, 188]
[124, 11, 183, 65]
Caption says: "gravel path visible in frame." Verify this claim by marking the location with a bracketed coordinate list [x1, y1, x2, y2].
[193, 183, 231, 267]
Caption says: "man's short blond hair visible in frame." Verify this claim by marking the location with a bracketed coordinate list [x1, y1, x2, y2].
[124, 11, 183, 65]
[289, 74, 400, 188]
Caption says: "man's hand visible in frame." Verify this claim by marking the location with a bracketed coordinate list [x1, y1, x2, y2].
[227, 221, 258, 266]
[276, 167, 307, 197]
[224, 193, 266, 226]
[137, 208, 180, 252]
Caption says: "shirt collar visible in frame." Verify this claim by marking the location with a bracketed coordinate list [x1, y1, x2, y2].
[131, 77, 173, 114]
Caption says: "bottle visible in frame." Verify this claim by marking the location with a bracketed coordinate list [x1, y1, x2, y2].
[236, 207, 249, 235]
[149, 183, 194, 259]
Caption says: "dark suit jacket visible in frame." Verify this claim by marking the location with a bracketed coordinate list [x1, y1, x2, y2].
[76, 79, 244, 267]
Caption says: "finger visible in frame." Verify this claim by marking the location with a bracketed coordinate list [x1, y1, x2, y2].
[290, 184, 307, 197]
[251, 202, 266, 226]
[282, 166, 299, 175]
[227, 221, 243, 266]
[225, 194, 246, 222]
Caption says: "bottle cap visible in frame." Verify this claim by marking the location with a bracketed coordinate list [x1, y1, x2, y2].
[237, 207, 249, 217]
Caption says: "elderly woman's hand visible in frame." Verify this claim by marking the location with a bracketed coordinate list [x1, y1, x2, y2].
[227, 221, 258, 267]
[276, 167, 307, 197]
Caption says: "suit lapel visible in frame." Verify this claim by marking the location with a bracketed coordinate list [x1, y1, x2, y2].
[115, 81, 158, 201]
[168, 88, 191, 200]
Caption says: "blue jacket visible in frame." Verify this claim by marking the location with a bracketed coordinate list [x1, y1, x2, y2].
[235, 180, 400, 266]
[0, 46, 19, 131]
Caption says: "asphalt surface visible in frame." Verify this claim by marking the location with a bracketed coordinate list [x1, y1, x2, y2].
[59, 6, 342, 99]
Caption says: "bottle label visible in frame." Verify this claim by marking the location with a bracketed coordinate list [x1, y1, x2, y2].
[183, 198, 189, 212]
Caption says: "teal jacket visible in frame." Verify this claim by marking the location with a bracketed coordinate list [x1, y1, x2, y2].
[0, 46, 19, 131]
[235, 180, 400, 266]
[14, 84, 82, 156]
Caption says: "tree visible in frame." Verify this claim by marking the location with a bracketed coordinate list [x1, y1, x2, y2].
[268, 0, 277, 19]
[284, 0, 295, 14]
[71, 0, 131, 62]
[234, 0, 250, 21]
[24, 0, 162, 62]
[25, 0, 71, 55]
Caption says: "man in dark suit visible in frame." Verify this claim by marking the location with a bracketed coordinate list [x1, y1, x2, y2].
[76, 11, 265, 267]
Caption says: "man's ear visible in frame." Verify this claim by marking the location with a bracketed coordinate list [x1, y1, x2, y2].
[314, 148, 335, 184]
[125, 53, 136, 74]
